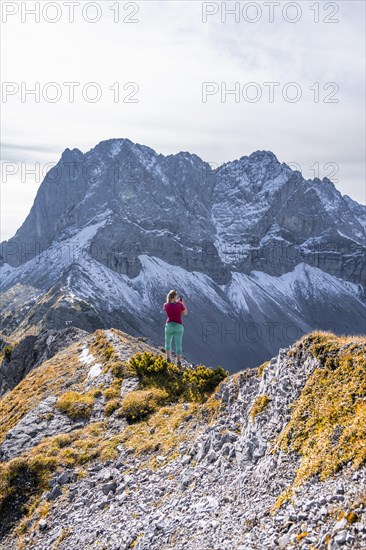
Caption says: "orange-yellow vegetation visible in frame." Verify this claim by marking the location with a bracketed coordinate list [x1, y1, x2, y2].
[273, 330, 366, 509]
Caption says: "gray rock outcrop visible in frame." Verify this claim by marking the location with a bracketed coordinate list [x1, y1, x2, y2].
[1, 330, 365, 549]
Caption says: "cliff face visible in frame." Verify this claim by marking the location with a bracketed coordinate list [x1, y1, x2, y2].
[1, 139, 365, 372]
[1, 141, 365, 286]
[0, 329, 365, 549]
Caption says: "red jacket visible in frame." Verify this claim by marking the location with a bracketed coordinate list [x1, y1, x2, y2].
[164, 301, 185, 324]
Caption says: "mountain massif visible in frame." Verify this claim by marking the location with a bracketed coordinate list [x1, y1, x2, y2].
[1, 139, 365, 373]
[0, 329, 365, 549]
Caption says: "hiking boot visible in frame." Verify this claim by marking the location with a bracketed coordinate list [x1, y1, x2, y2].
[177, 361, 182, 368]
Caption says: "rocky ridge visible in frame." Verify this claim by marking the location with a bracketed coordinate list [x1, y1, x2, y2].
[0, 329, 365, 549]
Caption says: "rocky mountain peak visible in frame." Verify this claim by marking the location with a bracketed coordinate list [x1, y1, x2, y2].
[0, 139, 365, 372]
[246, 149, 280, 165]
[60, 147, 84, 161]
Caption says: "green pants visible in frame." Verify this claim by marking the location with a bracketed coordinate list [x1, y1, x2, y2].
[165, 322, 184, 355]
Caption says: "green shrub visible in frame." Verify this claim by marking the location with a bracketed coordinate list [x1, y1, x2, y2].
[129, 352, 183, 397]
[182, 365, 228, 402]
[127, 351, 228, 403]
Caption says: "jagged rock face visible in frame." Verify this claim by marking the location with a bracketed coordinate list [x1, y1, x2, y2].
[1, 141, 364, 283]
[0, 327, 88, 397]
[0, 330, 365, 549]
[0, 139, 365, 372]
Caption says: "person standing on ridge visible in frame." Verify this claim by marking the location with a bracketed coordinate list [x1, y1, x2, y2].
[163, 289, 188, 368]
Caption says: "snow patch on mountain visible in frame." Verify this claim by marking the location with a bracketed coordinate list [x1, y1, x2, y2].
[250, 262, 364, 304]
[0, 219, 109, 292]
[79, 347, 102, 378]
[108, 140, 124, 158]
[135, 254, 232, 313]
[79, 348, 94, 366]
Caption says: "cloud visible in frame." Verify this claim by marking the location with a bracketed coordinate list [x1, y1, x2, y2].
[1, 143, 58, 153]
[1, 143, 61, 163]
[1, 0, 365, 240]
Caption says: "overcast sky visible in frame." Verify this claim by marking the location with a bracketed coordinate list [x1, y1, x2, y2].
[1, 0, 365, 241]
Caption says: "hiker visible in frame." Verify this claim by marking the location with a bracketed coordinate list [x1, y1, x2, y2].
[163, 290, 188, 368]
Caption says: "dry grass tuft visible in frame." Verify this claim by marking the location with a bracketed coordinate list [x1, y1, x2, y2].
[118, 388, 169, 422]
[55, 391, 95, 420]
[250, 395, 271, 419]
[257, 360, 270, 378]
